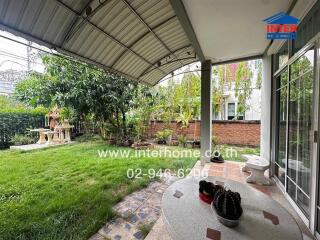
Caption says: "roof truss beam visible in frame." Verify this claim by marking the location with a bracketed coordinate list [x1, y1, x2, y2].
[139, 44, 193, 78]
[111, 15, 176, 68]
[170, 0, 205, 62]
[120, 0, 184, 68]
[55, 0, 167, 75]
[61, 0, 95, 47]
[0, 23, 149, 84]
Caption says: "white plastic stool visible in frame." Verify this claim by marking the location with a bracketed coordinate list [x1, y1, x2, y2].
[242, 154, 271, 185]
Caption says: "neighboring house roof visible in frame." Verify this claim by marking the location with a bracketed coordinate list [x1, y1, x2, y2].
[263, 12, 300, 24]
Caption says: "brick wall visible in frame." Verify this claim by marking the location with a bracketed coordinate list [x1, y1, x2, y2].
[147, 120, 260, 147]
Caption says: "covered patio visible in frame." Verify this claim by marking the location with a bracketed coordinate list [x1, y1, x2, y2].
[1, 0, 320, 239]
[145, 161, 313, 240]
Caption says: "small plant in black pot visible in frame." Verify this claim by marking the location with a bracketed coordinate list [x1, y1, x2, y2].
[210, 150, 224, 163]
[198, 180, 223, 204]
[213, 188, 243, 227]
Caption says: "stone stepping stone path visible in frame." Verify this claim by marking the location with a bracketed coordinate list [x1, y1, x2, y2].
[89, 173, 178, 240]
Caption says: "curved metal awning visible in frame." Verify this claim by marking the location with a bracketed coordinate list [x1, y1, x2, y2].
[1, 0, 316, 86]
[0, 0, 198, 85]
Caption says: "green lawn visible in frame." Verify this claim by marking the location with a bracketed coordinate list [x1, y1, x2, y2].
[0, 140, 198, 240]
[215, 145, 260, 162]
[0, 139, 259, 240]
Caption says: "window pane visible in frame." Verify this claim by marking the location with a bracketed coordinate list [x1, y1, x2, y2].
[228, 103, 235, 120]
[276, 41, 289, 70]
[297, 189, 310, 217]
[295, 50, 314, 195]
[288, 79, 298, 181]
[287, 49, 314, 217]
[287, 177, 296, 200]
[275, 163, 285, 185]
[275, 70, 288, 176]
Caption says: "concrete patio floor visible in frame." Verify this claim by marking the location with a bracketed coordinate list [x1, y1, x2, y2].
[146, 161, 315, 240]
[89, 160, 315, 240]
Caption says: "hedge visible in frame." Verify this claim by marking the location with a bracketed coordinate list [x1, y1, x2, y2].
[0, 112, 45, 149]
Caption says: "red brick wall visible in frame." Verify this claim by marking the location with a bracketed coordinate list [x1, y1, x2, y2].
[147, 120, 260, 147]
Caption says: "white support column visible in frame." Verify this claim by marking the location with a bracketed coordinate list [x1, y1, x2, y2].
[261, 55, 272, 161]
[200, 60, 212, 165]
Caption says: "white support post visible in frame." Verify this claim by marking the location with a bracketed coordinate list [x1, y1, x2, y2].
[261, 55, 271, 161]
[200, 60, 212, 165]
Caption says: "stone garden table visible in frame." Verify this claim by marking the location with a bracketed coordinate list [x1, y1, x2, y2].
[30, 128, 49, 144]
[162, 177, 302, 240]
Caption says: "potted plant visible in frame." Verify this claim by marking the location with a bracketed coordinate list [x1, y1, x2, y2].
[155, 129, 172, 145]
[178, 134, 188, 148]
[198, 180, 223, 204]
[155, 130, 166, 144]
[213, 188, 243, 227]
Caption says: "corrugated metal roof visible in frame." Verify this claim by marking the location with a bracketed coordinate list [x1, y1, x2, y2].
[0, 0, 198, 85]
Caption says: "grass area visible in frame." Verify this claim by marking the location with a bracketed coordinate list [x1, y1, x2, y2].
[0, 137, 259, 240]
[0, 139, 197, 240]
[215, 145, 260, 162]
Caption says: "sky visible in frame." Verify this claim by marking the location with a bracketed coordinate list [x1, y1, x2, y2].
[0, 30, 45, 73]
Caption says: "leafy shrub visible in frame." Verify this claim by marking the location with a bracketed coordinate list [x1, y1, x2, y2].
[155, 129, 172, 143]
[178, 134, 188, 147]
[0, 112, 45, 149]
[75, 134, 102, 142]
[11, 134, 37, 146]
[0, 96, 47, 149]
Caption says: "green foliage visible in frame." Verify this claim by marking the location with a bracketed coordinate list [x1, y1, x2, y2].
[0, 112, 45, 148]
[0, 95, 47, 114]
[178, 134, 188, 147]
[75, 134, 103, 142]
[11, 134, 37, 146]
[14, 73, 52, 107]
[235, 62, 253, 118]
[155, 129, 172, 142]
[256, 60, 262, 89]
[173, 72, 201, 119]
[176, 111, 192, 128]
[139, 72, 200, 129]
[0, 96, 46, 148]
[14, 55, 138, 142]
[212, 65, 233, 114]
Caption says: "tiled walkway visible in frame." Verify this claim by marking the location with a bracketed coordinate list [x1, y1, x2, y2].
[89, 174, 178, 240]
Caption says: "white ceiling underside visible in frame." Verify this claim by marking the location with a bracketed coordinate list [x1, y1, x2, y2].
[182, 0, 292, 63]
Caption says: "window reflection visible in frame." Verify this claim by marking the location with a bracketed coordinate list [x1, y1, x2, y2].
[275, 69, 288, 185]
[287, 49, 314, 216]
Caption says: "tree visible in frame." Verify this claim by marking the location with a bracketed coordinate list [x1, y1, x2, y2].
[15, 55, 138, 141]
[235, 62, 253, 118]
[256, 61, 262, 89]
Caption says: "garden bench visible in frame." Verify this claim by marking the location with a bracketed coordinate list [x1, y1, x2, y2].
[242, 154, 271, 185]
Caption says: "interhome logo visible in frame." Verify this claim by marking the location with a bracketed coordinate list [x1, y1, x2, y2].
[263, 12, 300, 40]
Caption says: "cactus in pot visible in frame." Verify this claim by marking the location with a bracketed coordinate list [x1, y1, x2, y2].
[213, 188, 243, 226]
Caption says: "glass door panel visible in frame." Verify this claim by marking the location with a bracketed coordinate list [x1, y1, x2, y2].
[275, 69, 288, 185]
[287, 49, 314, 217]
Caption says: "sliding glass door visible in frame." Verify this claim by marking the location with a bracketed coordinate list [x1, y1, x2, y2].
[274, 48, 315, 219]
[287, 49, 314, 217]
